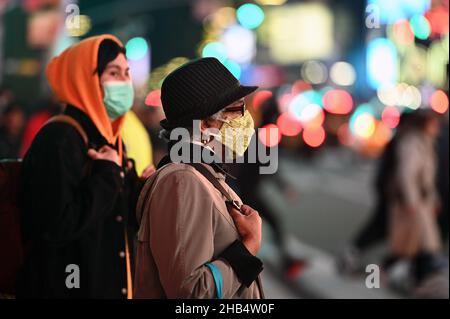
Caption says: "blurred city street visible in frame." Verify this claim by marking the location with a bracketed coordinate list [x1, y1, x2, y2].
[258, 148, 448, 298]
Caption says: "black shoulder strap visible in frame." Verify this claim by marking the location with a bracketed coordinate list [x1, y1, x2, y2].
[187, 163, 241, 210]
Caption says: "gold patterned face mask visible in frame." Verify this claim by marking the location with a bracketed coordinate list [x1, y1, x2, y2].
[215, 110, 255, 157]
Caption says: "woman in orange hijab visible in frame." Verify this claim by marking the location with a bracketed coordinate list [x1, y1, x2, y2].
[18, 35, 152, 298]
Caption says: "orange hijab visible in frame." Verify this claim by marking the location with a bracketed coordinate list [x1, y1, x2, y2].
[46, 34, 126, 161]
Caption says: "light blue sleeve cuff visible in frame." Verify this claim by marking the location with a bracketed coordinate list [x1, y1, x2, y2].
[206, 262, 223, 299]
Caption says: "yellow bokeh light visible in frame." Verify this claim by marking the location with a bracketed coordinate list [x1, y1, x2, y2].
[261, 3, 333, 64]
[256, 0, 287, 5]
[66, 15, 91, 37]
[354, 113, 376, 139]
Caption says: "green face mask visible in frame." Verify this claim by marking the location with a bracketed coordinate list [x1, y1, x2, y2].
[103, 81, 134, 119]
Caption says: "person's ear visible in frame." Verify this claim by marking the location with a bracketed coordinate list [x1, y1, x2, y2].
[200, 118, 212, 133]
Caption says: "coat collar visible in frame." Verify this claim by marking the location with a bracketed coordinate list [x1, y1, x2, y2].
[157, 142, 235, 180]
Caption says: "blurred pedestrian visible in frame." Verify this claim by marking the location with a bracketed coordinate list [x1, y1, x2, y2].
[134, 57, 264, 299]
[0, 101, 25, 159]
[386, 110, 444, 286]
[17, 35, 153, 299]
[337, 112, 415, 274]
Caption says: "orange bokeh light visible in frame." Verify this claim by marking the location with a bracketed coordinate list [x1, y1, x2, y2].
[303, 126, 326, 148]
[392, 20, 415, 45]
[430, 90, 449, 114]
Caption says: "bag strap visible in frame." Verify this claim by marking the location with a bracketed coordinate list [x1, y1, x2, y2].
[187, 163, 241, 210]
[45, 115, 89, 146]
[136, 164, 176, 227]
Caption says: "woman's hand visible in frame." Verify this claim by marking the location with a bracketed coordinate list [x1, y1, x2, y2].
[87, 145, 120, 166]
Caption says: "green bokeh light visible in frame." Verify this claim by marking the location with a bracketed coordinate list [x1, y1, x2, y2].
[410, 15, 431, 40]
[126, 37, 149, 61]
[201, 42, 227, 63]
[236, 3, 265, 30]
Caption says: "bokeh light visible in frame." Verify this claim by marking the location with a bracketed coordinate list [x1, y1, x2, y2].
[223, 59, 242, 79]
[430, 90, 449, 114]
[291, 80, 313, 95]
[425, 6, 449, 37]
[303, 126, 326, 148]
[125, 37, 149, 61]
[201, 41, 227, 62]
[277, 112, 302, 137]
[381, 106, 401, 128]
[221, 25, 256, 64]
[399, 84, 422, 109]
[288, 90, 323, 122]
[377, 83, 422, 109]
[371, 122, 393, 149]
[252, 90, 273, 110]
[367, 38, 397, 89]
[350, 105, 377, 139]
[323, 89, 353, 115]
[66, 15, 91, 37]
[367, 0, 431, 25]
[330, 62, 356, 86]
[256, 0, 287, 5]
[392, 20, 415, 45]
[427, 40, 448, 88]
[259, 124, 282, 147]
[208, 7, 236, 31]
[144, 89, 162, 107]
[301, 60, 328, 84]
[237, 3, 265, 30]
[410, 14, 431, 40]
[298, 104, 324, 129]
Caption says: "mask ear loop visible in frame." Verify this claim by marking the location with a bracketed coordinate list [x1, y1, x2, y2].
[198, 120, 218, 145]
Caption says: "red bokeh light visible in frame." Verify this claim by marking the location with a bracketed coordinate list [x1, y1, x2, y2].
[145, 89, 162, 107]
[381, 106, 401, 128]
[425, 6, 449, 37]
[252, 90, 273, 110]
[276, 112, 302, 137]
[291, 80, 313, 95]
[323, 89, 353, 115]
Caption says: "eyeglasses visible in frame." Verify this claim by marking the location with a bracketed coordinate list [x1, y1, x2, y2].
[223, 102, 246, 117]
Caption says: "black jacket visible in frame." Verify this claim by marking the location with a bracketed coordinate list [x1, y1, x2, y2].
[17, 105, 141, 298]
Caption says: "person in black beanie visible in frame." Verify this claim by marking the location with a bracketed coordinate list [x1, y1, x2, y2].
[134, 57, 265, 298]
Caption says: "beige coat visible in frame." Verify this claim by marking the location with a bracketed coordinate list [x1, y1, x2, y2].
[134, 162, 264, 299]
[388, 132, 441, 257]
